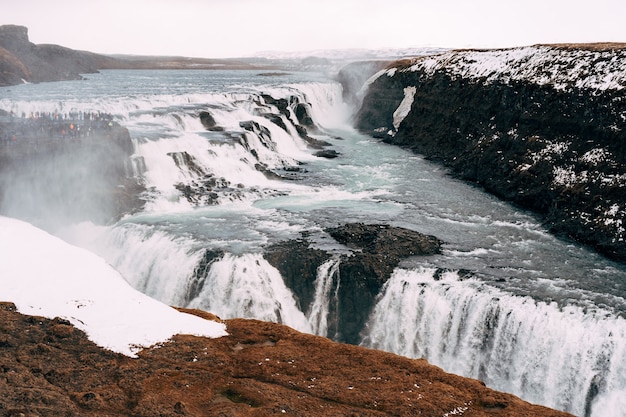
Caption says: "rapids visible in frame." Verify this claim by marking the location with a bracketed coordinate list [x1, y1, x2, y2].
[2, 68, 625, 417]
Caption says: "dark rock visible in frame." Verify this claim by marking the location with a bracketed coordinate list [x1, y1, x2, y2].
[260, 113, 288, 132]
[265, 223, 442, 344]
[314, 149, 340, 158]
[198, 111, 218, 130]
[295, 103, 315, 126]
[260, 94, 289, 114]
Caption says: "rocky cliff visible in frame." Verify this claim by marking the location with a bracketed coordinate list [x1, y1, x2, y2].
[0, 302, 572, 417]
[265, 223, 443, 344]
[0, 25, 120, 86]
[355, 45, 626, 262]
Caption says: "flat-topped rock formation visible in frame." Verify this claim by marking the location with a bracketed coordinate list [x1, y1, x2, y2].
[0, 25, 263, 87]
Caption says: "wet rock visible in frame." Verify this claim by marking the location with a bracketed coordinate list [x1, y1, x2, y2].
[198, 111, 220, 131]
[265, 223, 442, 343]
[314, 149, 340, 158]
[294, 102, 315, 126]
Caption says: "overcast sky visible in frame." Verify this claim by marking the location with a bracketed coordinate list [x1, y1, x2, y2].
[3, 0, 625, 58]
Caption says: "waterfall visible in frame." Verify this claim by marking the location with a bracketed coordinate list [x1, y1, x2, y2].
[60, 222, 205, 307]
[307, 257, 341, 337]
[187, 253, 312, 334]
[361, 267, 626, 417]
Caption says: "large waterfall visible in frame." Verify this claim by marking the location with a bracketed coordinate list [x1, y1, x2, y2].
[2, 68, 626, 417]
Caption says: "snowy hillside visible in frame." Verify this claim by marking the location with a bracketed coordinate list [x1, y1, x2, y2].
[0, 216, 227, 357]
[389, 45, 626, 91]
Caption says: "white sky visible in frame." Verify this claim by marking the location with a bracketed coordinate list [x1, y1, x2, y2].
[2, 0, 626, 58]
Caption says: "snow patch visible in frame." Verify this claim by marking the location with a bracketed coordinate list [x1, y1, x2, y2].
[0, 216, 228, 357]
[580, 148, 609, 166]
[393, 86, 417, 130]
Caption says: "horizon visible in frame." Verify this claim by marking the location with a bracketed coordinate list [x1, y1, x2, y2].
[2, 0, 626, 59]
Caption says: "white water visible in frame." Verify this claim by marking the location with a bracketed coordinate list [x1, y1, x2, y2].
[2, 69, 626, 417]
[307, 258, 341, 337]
[187, 253, 311, 333]
[362, 268, 626, 416]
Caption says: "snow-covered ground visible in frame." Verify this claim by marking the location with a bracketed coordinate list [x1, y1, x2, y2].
[390, 45, 626, 91]
[0, 216, 227, 357]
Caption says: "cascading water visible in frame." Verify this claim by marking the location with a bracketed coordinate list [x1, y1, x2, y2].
[361, 268, 626, 416]
[3, 68, 626, 417]
[307, 258, 341, 337]
[187, 253, 311, 333]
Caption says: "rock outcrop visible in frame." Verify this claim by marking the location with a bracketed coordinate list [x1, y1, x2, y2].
[265, 223, 442, 344]
[355, 45, 626, 262]
[0, 25, 119, 86]
[0, 302, 572, 417]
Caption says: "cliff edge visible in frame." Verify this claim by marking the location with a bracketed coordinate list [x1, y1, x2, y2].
[355, 45, 626, 262]
[0, 25, 120, 86]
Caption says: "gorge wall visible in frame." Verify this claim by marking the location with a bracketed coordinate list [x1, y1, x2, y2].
[355, 45, 626, 262]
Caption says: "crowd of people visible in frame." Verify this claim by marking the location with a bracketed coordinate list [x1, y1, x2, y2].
[0, 110, 117, 145]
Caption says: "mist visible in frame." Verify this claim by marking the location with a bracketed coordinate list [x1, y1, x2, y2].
[0, 128, 138, 235]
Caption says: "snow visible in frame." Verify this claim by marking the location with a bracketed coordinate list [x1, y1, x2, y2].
[394, 46, 626, 92]
[393, 86, 417, 130]
[580, 148, 610, 166]
[0, 216, 228, 357]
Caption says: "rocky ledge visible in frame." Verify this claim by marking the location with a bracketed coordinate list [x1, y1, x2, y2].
[355, 44, 626, 262]
[0, 302, 571, 417]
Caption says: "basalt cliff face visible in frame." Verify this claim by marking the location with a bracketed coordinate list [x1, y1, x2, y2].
[355, 45, 626, 262]
[265, 223, 443, 345]
[0, 302, 572, 417]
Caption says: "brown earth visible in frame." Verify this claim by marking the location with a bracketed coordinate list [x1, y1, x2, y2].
[0, 302, 572, 417]
[540, 42, 626, 51]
